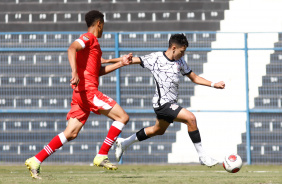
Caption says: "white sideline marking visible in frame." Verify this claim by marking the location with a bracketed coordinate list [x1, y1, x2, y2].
[158, 170, 280, 173]
[251, 171, 279, 173]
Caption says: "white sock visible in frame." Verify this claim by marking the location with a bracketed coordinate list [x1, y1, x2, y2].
[112, 121, 125, 131]
[97, 154, 107, 156]
[194, 142, 206, 157]
[122, 133, 139, 148]
[34, 157, 41, 164]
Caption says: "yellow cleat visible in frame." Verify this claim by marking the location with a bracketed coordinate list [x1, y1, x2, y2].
[25, 157, 42, 179]
[93, 155, 118, 170]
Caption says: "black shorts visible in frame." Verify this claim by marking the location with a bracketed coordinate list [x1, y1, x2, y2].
[153, 103, 183, 123]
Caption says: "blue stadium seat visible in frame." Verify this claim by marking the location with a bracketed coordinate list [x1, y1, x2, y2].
[120, 142, 172, 154]
[266, 63, 282, 74]
[6, 13, 30, 23]
[155, 12, 178, 21]
[254, 97, 280, 108]
[270, 52, 282, 63]
[262, 75, 282, 85]
[56, 12, 80, 23]
[130, 12, 153, 22]
[32, 13, 54, 22]
[104, 12, 128, 22]
[259, 86, 282, 96]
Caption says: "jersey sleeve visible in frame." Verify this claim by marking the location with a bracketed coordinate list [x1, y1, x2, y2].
[75, 33, 93, 49]
[139, 52, 157, 71]
[180, 58, 192, 75]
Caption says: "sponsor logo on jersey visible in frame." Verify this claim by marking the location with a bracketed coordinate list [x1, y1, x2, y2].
[83, 35, 89, 41]
[170, 104, 179, 110]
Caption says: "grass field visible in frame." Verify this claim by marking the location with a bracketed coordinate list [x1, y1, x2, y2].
[0, 164, 281, 184]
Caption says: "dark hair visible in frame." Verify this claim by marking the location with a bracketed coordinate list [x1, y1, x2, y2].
[169, 34, 189, 48]
[85, 10, 104, 27]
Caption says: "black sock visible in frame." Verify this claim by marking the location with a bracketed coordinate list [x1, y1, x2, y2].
[136, 128, 150, 141]
[188, 129, 201, 143]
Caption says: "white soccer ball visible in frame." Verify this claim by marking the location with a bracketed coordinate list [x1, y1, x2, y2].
[222, 154, 243, 173]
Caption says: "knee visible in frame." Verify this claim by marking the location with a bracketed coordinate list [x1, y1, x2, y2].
[65, 132, 78, 141]
[186, 114, 197, 127]
[119, 113, 130, 125]
[124, 114, 130, 123]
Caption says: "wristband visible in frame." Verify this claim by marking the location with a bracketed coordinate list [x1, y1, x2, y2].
[211, 82, 215, 88]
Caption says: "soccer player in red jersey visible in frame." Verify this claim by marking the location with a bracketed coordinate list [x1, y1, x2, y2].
[25, 10, 131, 179]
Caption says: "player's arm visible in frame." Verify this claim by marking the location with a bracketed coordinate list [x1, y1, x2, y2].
[130, 57, 142, 64]
[101, 57, 108, 64]
[102, 53, 141, 64]
[102, 57, 122, 63]
[186, 72, 225, 89]
[99, 54, 131, 76]
[67, 41, 84, 87]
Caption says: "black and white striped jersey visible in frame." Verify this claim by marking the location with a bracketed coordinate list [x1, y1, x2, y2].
[139, 51, 192, 108]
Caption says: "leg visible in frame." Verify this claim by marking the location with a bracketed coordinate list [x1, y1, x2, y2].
[25, 118, 83, 179]
[98, 103, 129, 155]
[99, 102, 129, 124]
[116, 103, 178, 162]
[36, 118, 83, 162]
[144, 118, 170, 137]
[175, 108, 218, 167]
[115, 118, 170, 162]
[174, 108, 198, 132]
[93, 103, 129, 170]
[63, 118, 84, 141]
[121, 118, 170, 147]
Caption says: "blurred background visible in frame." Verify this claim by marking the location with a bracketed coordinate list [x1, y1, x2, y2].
[0, 0, 282, 165]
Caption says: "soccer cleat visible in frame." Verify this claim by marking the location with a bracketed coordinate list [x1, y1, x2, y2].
[25, 157, 42, 179]
[199, 155, 218, 167]
[115, 138, 126, 162]
[93, 155, 118, 170]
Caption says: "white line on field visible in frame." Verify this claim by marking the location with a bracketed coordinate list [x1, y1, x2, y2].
[158, 170, 280, 173]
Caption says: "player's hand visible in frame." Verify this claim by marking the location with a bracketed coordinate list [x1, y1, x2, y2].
[121, 53, 132, 66]
[127, 53, 133, 64]
[214, 81, 225, 89]
[70, 71, 80, 88]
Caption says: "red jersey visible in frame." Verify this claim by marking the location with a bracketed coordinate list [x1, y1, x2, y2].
[73, 32, 102, 91]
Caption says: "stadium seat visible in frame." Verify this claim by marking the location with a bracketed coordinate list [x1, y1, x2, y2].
[32, 12, 54, 22]
[56, 12, 80, 23]
[262, 75, 282, 85]
[0, 1, 230, 31]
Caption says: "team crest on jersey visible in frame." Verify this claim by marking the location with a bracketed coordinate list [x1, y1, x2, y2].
[170, 104, 179, 110]
[83, 35, 89, 41]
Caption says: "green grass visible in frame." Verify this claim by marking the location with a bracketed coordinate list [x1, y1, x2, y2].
[0, 164, 281, 184]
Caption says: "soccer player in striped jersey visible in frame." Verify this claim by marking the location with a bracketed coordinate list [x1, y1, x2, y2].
[25, 10, 131, 179]
[110, 34, 225, 167]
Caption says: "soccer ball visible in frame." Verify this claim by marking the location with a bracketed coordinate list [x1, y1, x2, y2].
[222, 154, 243, 173]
